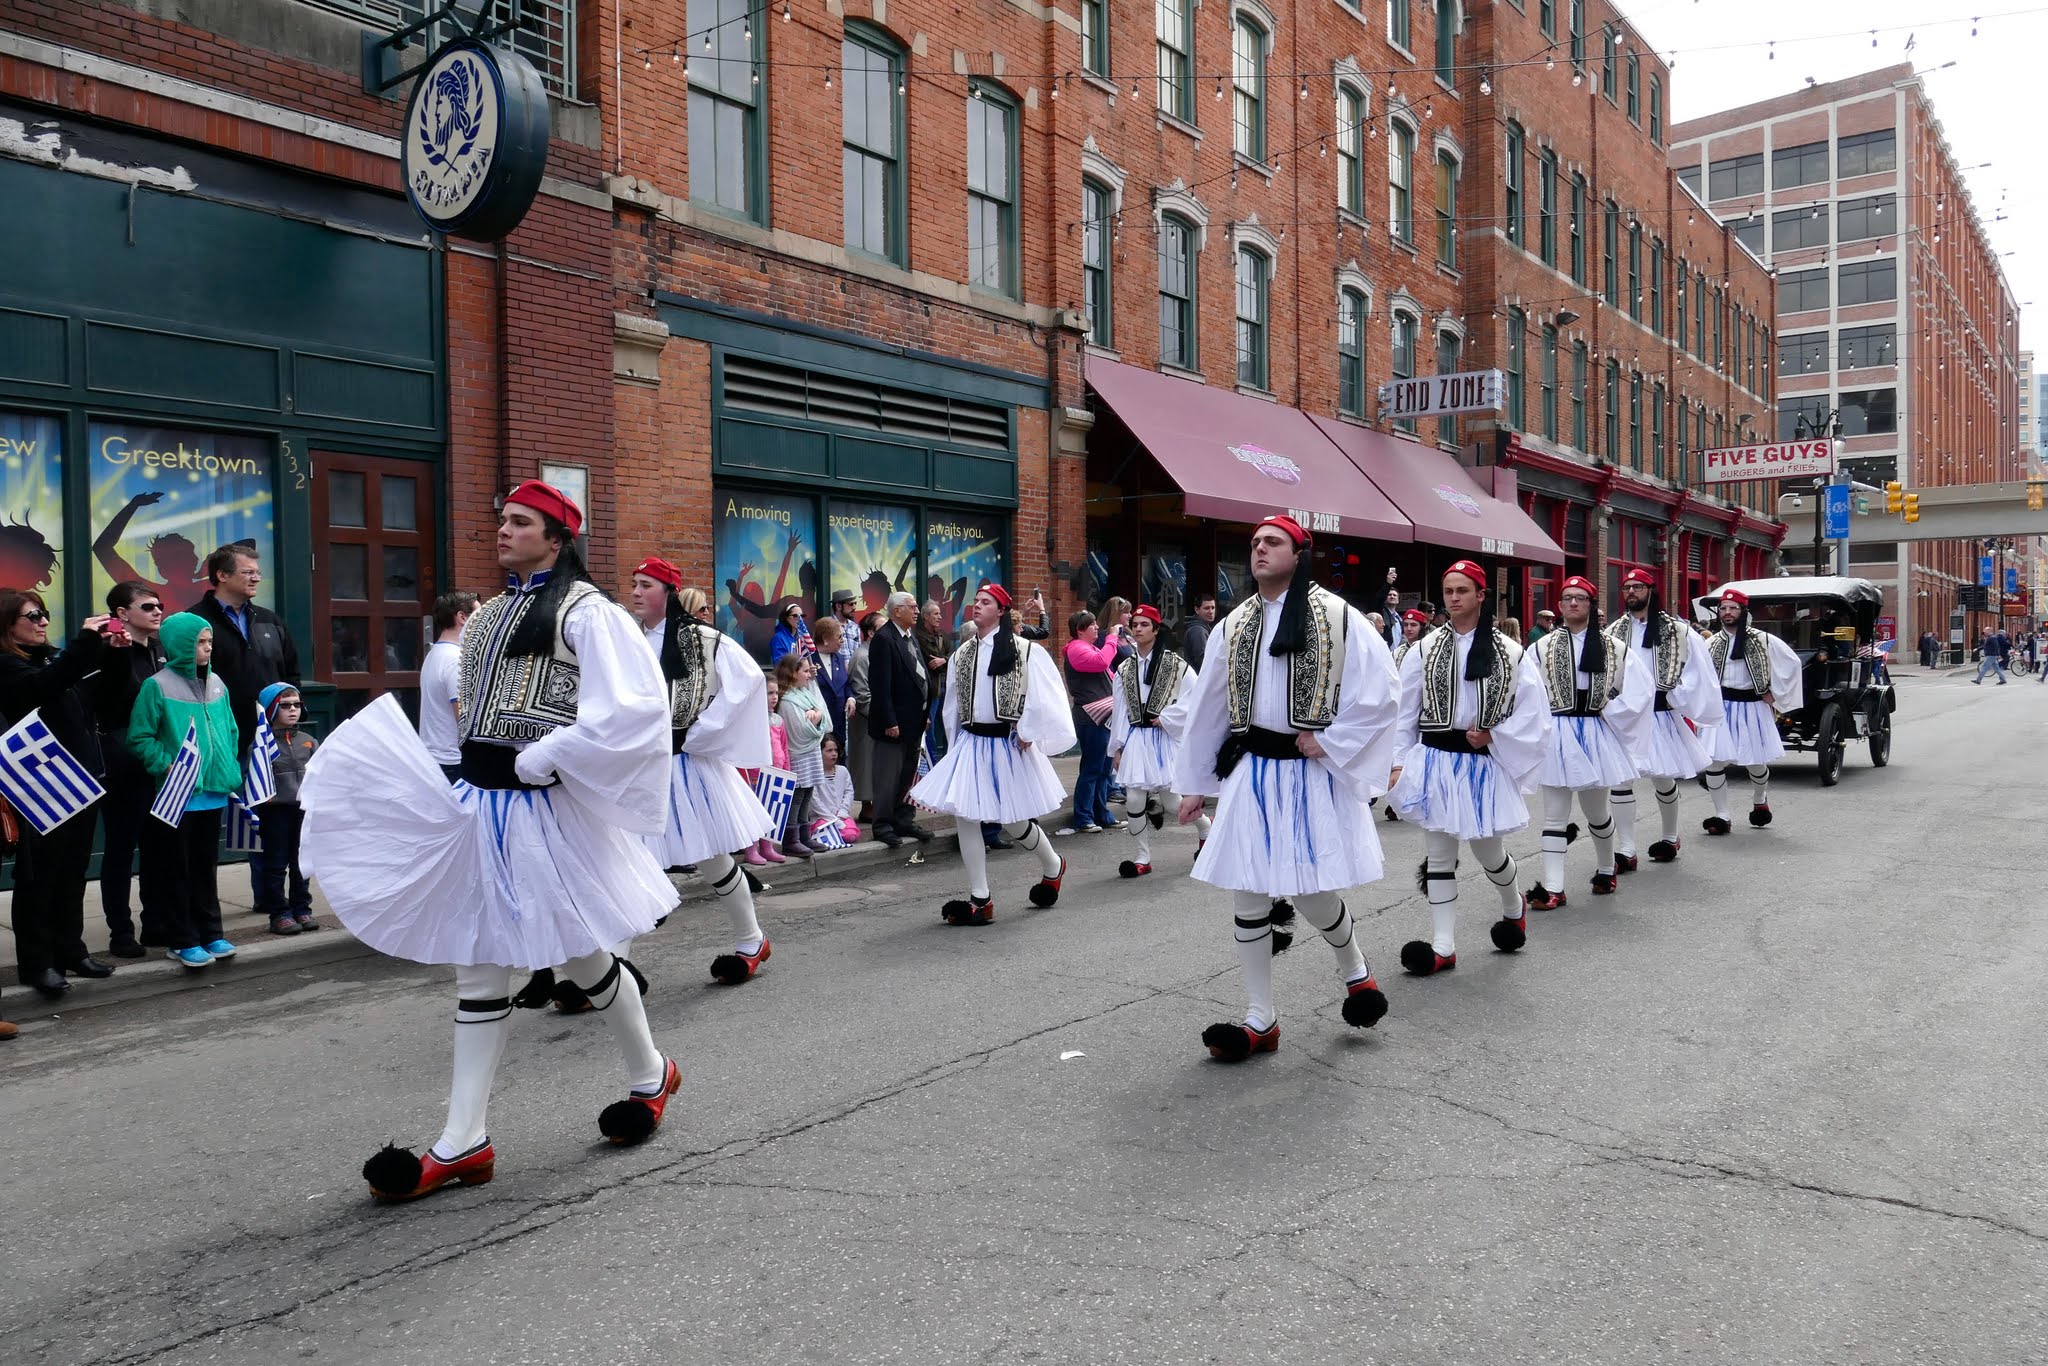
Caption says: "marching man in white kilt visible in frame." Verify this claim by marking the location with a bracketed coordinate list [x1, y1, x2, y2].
[910, 584, 1075, 925]
[630, 556, 777, 985]
[1388, 560, 1549, 977]
[1604, 567, 1723, 866]
[1171, 515, 1402, 1062]
[1699, 586, 1804, 833]
[1107, 604, 1207, 878]
[301, 481, 681, 1202]
[1518, 575, 1654, 910]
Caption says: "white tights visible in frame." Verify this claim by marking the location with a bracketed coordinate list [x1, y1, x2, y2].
[432, 951, 664, 1160]
[1230, 890, 1369, 1031]
[1704, 764, 1770, 819]
[1421, 829, 1522, 956]
[1124, 787, 1209, 864]
[1540, 785, 1614, 885]
[1608, 778, 1682, 854]
[956, 819, 1062, 899]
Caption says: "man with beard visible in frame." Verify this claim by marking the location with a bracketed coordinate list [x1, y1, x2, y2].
[1603, 568, 1722, 866]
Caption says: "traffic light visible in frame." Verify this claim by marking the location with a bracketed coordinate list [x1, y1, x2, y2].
[1902, 492, 1920, 524]
[2030, 483, 2045, 511]
[1885, 480, 1903, 514]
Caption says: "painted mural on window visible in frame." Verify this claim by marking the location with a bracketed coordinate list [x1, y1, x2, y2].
[0, 412, 65, 626]
[88, 423, 275, 616]
[926, 512, 1006, 632]
[715, 486, 818, 663]
[827, 500, 918, 617]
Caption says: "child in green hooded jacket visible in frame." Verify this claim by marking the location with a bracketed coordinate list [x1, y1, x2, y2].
[127, 611, 244, 967]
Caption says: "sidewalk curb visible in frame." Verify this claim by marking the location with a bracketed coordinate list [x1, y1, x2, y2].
[2, 831, 965, 1024]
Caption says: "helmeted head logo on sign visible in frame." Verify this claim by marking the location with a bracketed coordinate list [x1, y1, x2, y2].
[401, 39, 552, 241]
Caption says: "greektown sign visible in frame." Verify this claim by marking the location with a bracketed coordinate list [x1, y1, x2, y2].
[401, 39, 551, 241]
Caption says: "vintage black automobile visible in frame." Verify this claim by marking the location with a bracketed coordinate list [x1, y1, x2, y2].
[1692, 576, 1896, 786]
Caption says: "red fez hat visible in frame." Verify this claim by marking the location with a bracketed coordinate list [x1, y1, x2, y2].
[1621, 567, 1656, 588]
[634, 556, 681, 590]
[979, 583, 1012, 611]
[1719, 587, 1750, 607]
[1443, 559, 1488, 590]
[505, 480, 583, 538]
[1401, 609, 1429, 625]
[1132, 603, 1163, 625]
[1255, 514, 1313, 549]
[1561, 575, 1598, 598]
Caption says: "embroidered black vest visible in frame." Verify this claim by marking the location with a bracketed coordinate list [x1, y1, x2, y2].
[953, 633, 1028, 725]
[1538, 628, 1624, 714]
[1117, 649, 1189, 724]
[1221, 585, 1347, 733]
[1607, 612, 1689, 692]
[1415, 627, 1517, 731]
[1707, 628, 1772, 693]
[668, 622, 723, 732]
[459, 581, 599, 743]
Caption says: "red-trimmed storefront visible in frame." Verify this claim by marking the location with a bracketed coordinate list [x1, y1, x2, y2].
[1500, 437, 1785, 623]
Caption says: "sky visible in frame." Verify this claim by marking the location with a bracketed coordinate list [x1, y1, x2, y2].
[1627, 0, 2039, 351]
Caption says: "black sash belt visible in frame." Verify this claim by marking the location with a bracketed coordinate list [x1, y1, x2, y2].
[459, 741, 558, 791]
[1130, 717, 1160, 729]
[1216, 725, 1303, 778]
[1420, 730, 1491, 755]
[964, 721, 1014, 738]
[671, 725, 691, 754]
[1722, 687, 1764, 703]
[1654, 690, 1673, 712]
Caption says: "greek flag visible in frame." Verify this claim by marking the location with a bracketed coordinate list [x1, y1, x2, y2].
[808, 820, 850, 851]
[0, 710, 105, 835]
[241, 706, 280, 808]
[224, 794, 265, 852]
[751, 766, 798, 841]
[150, 722, 202, 826]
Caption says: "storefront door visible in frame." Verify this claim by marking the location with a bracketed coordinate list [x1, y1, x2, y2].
[312, 452, 437, 721]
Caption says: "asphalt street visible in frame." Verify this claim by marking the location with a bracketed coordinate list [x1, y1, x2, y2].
[3, 670, 2044, 1366]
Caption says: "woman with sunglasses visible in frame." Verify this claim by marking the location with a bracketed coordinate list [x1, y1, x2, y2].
[769, 601, 814, 666]
[0, 590, 126, 1006]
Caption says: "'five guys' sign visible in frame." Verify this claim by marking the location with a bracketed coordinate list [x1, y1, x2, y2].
[1699, 439, 1837, 485]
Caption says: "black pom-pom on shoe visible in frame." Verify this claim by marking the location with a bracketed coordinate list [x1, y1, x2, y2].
[1490, 916, 1527, 952]
[1400, 940, 1442, 975]
[1118, 859, 1150, 879]
[1702, 816, 1732, 836]
[1590, 871, 1617, 895]
[1341, 984, 1389, 1028]
[597, 1099, 658, 1145]
[1648, 839, 1680, 862]
[362, 1145, 423, 1195]
[708, 953, 747, 984]
[1749, 805, 1773, 827]
[1201, 1022, 1253, 1062]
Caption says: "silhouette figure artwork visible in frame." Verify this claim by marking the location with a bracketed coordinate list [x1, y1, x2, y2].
[95, 491, 208, 613]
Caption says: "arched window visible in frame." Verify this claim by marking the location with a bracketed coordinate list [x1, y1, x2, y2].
[1336, 83, 1367, 216]
[1389, 118, 1417, 245]
[1158, 214, 1198, 369]
[1434, 149, 1459, 268]
[1506, 309, 1526, 429]
[1082, 178, 1113, 348]
[1391, 309, 1420, 434]
[1232, 15, 1268, 162]
[1434, 0, 1457, 85]
[1235, 246, 1271, 388]
[1338, 286, 1368, 416]
[1504, 122, 1525, 248]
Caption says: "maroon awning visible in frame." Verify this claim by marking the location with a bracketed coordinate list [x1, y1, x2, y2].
[1088, 358, 1413, 542]
[1310, 417, 1565, 566]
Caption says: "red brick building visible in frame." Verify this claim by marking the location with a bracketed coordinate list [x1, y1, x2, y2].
[2, 0, 615, 721]
[1671, 65, 2022, 643]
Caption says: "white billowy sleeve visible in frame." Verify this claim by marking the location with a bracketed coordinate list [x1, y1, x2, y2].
[1016, 643, 1076, 754]
[1314, 608, 1402, 800]
[1765, 633, 1806, 713]
[1392, 644, 1426, 756]
[1672, 629, 1726, 728]
[516, 595, 672, 834]
[1154, 663, 1197, 741]
[683, 639, 771, 770]
[1169, 631, 1232, 799]
[1489, 640, 1551, 793]
[940, 650, 964, 747]
[1606, 637, 1657, 769]
[1107, 674, 1132, 756]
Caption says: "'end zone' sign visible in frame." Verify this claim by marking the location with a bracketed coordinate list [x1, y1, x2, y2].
[1700, 439, 1837, 485]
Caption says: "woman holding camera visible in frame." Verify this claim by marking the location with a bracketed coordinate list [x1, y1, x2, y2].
[0, 590, 125, 1003]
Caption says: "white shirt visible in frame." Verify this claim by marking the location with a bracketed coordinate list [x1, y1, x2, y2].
[417, 639, 463, 765]
[643, 621, 665, 658]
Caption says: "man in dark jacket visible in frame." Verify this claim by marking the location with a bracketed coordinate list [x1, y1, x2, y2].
[95, 580, 170, 958]
[866, 592, 935, 848]
[189, 543, 299, 756]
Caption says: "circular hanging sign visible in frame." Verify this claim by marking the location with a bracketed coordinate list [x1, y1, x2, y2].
[401, 39, 551, 241]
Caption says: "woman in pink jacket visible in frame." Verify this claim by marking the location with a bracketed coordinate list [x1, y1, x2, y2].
[1061, 610, 1126, 833]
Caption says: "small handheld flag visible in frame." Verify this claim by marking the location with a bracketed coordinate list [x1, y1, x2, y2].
[150, 722, 202, 826]
[0, 710, 105, 835]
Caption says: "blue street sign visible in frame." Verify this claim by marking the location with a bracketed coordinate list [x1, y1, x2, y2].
[2007, 567, 2019, 594]
[1822, 484, 1851, 540]
[1980, 556, 1996, 586]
